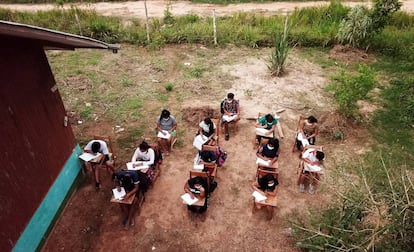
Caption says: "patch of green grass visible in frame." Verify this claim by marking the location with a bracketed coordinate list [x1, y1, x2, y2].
[120, 76, 134, 87]
[80, 106, 92, 119]
[165, 83, 174, 91]
[157, 93, 169, 103]
[190, 66, 204, 78]
[108, 97, 143, 122]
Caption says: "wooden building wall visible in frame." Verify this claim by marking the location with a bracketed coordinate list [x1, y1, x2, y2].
[0, 37, 77, 251]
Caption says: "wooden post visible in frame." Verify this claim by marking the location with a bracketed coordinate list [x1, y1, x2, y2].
[213, 9, 217, 45]
[144, 0, 150, 44]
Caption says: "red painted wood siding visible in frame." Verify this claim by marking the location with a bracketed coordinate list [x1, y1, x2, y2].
[0, 37, 77, 251]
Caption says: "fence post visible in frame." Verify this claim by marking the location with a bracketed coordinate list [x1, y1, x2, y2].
[144, 0, 150, 44]
[213, 9, 217, 45]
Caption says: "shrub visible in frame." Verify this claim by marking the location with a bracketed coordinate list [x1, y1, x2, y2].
[165, 83, 174, 91]
[336, 5, 372, 48]
[326, 64, 376, 118]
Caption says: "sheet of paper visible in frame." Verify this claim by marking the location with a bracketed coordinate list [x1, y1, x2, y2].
[79, 152, 102, 162]
[256, 157, 271, 167]
[193, 134, 208, 150]
[255, 128, 271, 137]
[297, 132, 310, 147]
[304, 163, 322, 173]
[157, 130, 171, 139]
[112, 187, 126, 200]
[126, 162, 149, 171]
[181, 193, 199, 205]
[193, 163, 204, 170]
[252, 191, 267, 202]
[222, 114, 237, 122]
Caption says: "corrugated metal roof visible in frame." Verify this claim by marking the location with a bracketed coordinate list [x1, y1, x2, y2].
[0, 20, 120, 52]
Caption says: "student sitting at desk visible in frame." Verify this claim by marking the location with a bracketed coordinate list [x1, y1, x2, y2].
[255, 113, 278, 145]
[184, 176, 209, 213]
[251, 173, 279, 220]
[113, 170, 141, 230]
[84, 140, 115, 190]
[296, 115, 319, 151]
[197, 117, 217, 145]
[298, 146, 325, 194]
[221, 93, 240, 141]
[156, 109, 177, 156]
[256, 138, 279, 169]
[131, 141, 155, 168]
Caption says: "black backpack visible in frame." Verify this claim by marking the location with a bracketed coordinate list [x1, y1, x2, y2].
[220, 99, 225, 114]
[200, 150, 216, 163]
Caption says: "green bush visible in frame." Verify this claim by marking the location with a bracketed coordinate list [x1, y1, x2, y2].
[326, 64, 377, 118]
[337, 5, 372, 47]
[369, 27, 414, 60]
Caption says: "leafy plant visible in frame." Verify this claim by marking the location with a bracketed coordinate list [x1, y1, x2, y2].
[370, 0, 402, 32]
[165, 83, 174, 91]
[336, 5, 372, 48]
[190, 67, 204, 78]
[267, 16, 290, 76]
[326, 64, 376, 118]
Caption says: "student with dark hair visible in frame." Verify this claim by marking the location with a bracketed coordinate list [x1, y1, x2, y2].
[296, 115, 319, 151]
[298, 146, 325, 194]
[256, 138, 279, 169]
[251, 173, 279, 220]
[184, 176, 209, 213]
[255, 113, 278, 144]
[84, 139, 115, 189]
[198, 117, 217, 145]
[113, 170, 142, 230]
[221, 93, 240, 141]
[131, 141, 155, 168]
[156, 109, 177, 156]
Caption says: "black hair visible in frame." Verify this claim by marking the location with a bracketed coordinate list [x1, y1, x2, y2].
[139, 141, 150, 151]
[121, 174, 134, 192]
[316, 151, 325, 161]
[265, 114, 274, 123]
[227, 93, 234, 99]
[189, 176, 207, 189]
[161, 109, 170, 119]
[267, 138, 279, 151]
[204, 117, 214, 135]
[91, 141, 101, 153]
[258, 173, 275, 189]
[308, 116, 318, 123]
[263, 174, 275, 183]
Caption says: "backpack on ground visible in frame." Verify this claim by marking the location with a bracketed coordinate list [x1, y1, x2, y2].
[215, 146, 227, 167]
[220, 99, 226, 114]
[151, 144, 163, 165]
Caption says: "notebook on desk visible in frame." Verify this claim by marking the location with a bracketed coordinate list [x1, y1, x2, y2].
[79, 152, 102, 162]
[157, 130, 171, 139]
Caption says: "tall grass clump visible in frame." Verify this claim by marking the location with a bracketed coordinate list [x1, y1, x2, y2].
[292, 154, 414, 251]
[325, 64, 376, 118]
[267, 16, 290, 76]
[336, 5, 372, 48]
[337, 0, 402, 49]
[290, 1, 349, 47]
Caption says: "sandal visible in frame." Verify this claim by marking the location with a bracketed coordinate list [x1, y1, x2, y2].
[225, 134, 230, 141]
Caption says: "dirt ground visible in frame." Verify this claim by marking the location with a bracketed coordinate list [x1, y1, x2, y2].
[1, 0, 414, 20]
[2, 1, 384, 251]
[37, 43, 374, 252]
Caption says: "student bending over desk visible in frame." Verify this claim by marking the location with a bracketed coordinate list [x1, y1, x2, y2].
[113, 170, 142, 230]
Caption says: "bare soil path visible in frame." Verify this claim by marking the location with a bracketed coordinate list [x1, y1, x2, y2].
[39, 44, 373, 251]
[1, 0, 414, 20]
